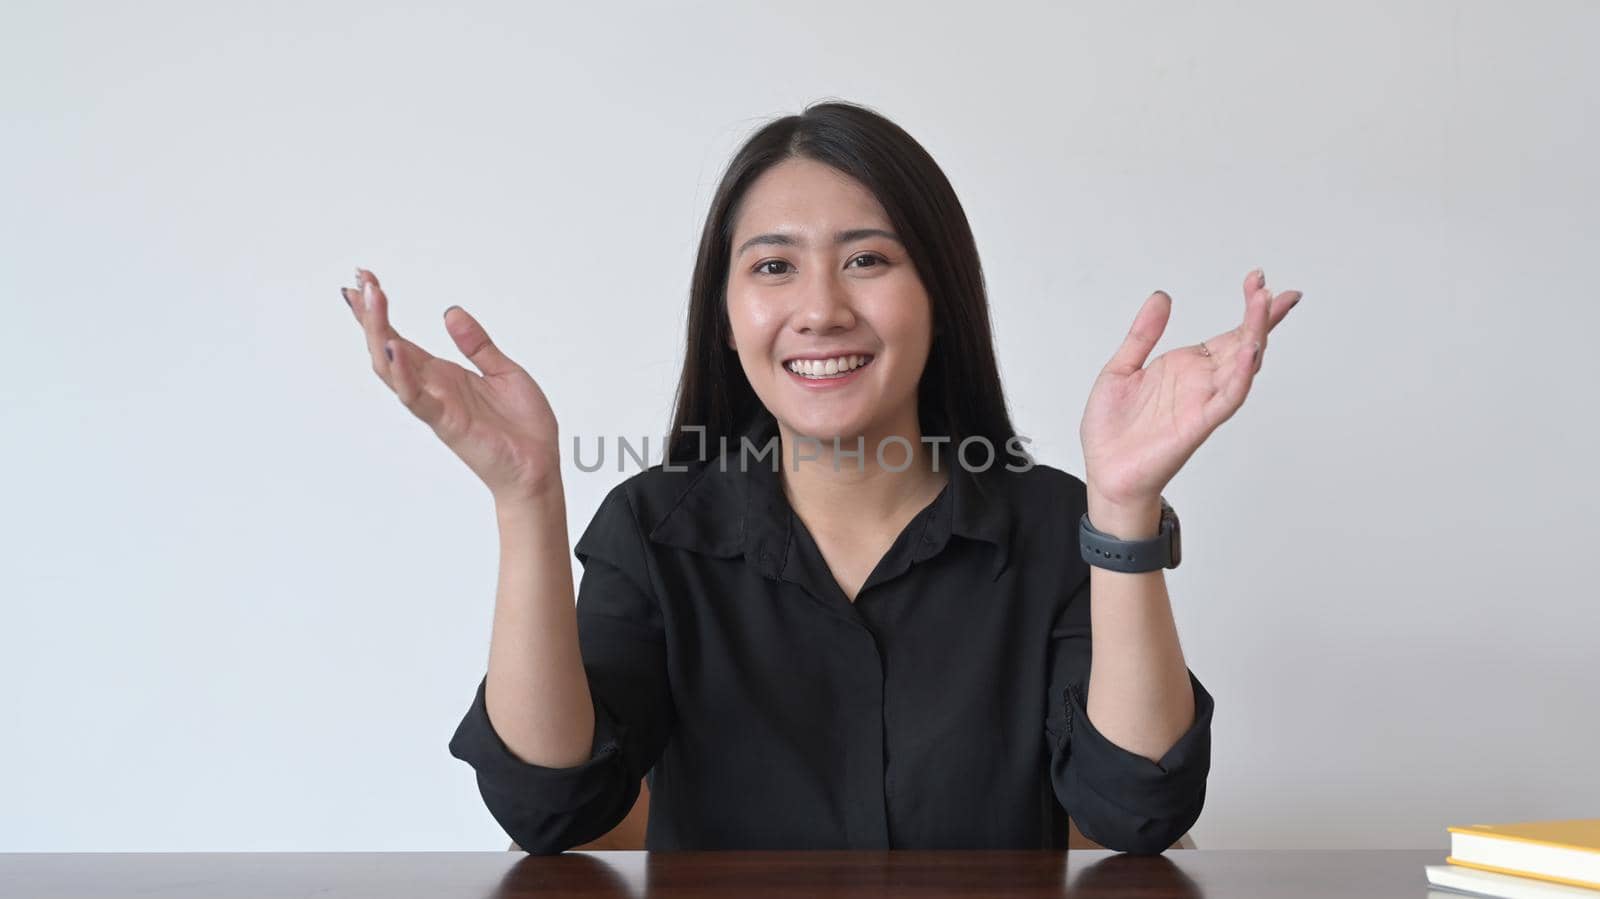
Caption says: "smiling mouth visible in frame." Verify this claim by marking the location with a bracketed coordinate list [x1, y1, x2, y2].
[783, 354, 875, 380]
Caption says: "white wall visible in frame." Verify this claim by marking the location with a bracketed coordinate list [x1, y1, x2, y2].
[3, 0, 1596, 851]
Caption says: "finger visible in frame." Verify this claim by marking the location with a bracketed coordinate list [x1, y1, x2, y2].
[1244, 284, 1272, 373]
[1267, 289, 1303, 332]
[444, 305, 523, 378]
[360, 274, 400, 388]
[350, 271, 458, 413]
[1202, 336, 1260, 429]
[1103, 290, 1171, 376]
[1200, 285, 1301, 366]
[385, 338, 447, 424]
[1243, 267, 1265, 302]
[345, 268, 374, 323]
[1246, 268, 1302, 331]
[1259, 289, 1300, 374]
[1250, 267, 1304, 333]
[1192, 271, 1301, 373]
[341, 276, 371, 321]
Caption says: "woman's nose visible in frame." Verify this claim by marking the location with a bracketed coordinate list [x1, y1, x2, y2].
[796, 271, 856, 333]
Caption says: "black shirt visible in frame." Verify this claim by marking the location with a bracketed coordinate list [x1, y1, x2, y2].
[448, 410, 1214, 855]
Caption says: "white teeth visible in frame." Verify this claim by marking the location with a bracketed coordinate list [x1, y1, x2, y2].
[786, 354, 872, 378]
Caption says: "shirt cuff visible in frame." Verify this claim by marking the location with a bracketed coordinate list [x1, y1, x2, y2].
[447, 674, 628, 815]
[1060, 668, 1214, 820]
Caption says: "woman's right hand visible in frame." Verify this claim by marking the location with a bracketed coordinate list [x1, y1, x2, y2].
[341, 267, 562, 504]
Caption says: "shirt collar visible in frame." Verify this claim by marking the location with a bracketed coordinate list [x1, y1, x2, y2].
[647, 410, 1013, 581]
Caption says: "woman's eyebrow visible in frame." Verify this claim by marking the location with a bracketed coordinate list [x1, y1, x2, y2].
[735, 228, 902, 257]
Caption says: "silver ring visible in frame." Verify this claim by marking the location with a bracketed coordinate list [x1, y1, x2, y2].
[1198, 340, 1211, 357]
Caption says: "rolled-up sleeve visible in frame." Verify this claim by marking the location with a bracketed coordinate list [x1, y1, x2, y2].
[1044, 571, 1214, 855]
[448, 482, 675, 854]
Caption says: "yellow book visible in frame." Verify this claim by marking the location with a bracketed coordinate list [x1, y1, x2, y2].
[1446, 820, 1600, 891]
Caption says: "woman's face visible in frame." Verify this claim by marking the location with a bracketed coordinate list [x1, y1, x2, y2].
[725, 157, 935, 448]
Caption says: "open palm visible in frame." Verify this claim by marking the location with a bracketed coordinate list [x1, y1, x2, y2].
[1080, 269, 1303, 507]
[342, 268, 562, 502]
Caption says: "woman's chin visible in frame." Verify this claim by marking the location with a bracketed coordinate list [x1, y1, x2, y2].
[776, 408, 875, 450]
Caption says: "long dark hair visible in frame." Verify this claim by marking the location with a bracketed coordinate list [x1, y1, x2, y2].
[664, 99, 1017, 468]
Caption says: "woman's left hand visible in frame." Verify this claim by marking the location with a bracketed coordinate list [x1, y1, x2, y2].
[1080, 268, 1303, 509]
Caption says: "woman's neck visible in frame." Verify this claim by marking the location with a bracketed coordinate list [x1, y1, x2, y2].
[775, 418, 949, 534]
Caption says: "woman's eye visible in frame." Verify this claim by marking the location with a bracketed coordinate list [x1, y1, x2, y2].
[753, 254, 886, 277]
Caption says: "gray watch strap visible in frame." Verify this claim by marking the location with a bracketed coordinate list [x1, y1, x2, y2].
[1078, 497, 1180, 572]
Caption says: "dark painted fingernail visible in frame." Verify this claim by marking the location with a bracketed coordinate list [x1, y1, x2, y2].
[340, 287, 352, 308]
[384, 343, 394, 362]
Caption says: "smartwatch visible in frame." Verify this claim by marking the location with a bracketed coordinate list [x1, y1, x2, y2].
[1079, 496, 1182, 572]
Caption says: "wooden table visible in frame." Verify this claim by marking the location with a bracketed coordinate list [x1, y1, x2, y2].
[0, 849, 1452, 897]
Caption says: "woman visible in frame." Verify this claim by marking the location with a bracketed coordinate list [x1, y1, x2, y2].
[340, 100, 1301, 854]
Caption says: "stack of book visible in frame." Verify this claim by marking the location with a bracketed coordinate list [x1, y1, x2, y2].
[1424, 819, 1600, 897]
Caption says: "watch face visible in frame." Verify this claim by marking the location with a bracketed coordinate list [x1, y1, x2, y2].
[1162, 501, 1181, 568]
